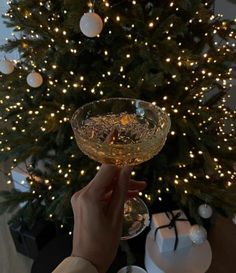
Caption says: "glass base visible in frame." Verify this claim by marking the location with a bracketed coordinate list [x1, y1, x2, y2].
[121, 197, 150, 240]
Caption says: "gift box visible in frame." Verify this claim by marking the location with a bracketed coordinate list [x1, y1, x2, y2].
[151, 210, 192, 253]
[9, 219, 56, 259]
[145, 231, 212, 273]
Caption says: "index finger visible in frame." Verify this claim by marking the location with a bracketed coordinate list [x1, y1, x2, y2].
[90, 164, 119, 193]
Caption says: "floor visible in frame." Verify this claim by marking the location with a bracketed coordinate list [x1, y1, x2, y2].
[207, 215, 236, 273]
[0, 213, 33, 273]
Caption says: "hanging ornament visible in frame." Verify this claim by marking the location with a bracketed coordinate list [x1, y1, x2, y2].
[46, 0, 52, 10]
[198, 204, 213, 219]
[80, 10, 103, 38]
[145, 2, 154, 15]
[27, 71, 43, 88]
[189, 225, 207, 245]
[0, 59, 15, 74]
[232, 214, 236, 225]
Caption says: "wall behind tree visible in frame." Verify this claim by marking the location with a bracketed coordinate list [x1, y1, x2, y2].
[215, 0, 236, 19]
[0, 1, 19, 59]
[215, 1, 236, 109]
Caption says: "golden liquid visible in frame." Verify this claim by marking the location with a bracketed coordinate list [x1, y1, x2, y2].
[75, 113, 167, 166]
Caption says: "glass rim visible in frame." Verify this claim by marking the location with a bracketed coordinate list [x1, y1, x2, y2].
[71, 97, 170, 121]
[71, 97, 171, 146]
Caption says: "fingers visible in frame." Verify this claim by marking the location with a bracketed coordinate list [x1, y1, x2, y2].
[128, 179, 147, 191]
[90, 164, 120, 195]
[126, 190, 139, 200]
[101, 181, 146, 203]
[102, 179, 146, 200]
[108, 166, 133, 221]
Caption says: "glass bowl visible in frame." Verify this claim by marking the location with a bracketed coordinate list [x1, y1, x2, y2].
[71, 98, 171, 166]
[122, 197, 150, 240]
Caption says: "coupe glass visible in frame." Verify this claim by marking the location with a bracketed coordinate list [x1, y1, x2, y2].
[71, 98, 171, 239]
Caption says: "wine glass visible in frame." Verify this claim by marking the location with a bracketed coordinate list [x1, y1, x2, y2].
[71, 98, 171, 239]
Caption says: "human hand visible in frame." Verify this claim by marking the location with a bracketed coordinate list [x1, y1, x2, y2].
[71, 164, 146, 273]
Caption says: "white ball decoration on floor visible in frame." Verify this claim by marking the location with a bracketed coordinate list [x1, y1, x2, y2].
[189, 225, 207, 245]
[27, 71, 43, 88]
[198, 204, 213, 219]
[232, 215, 236, 225]
[0, 59, 15, 74]
[80, 11, 103, 38]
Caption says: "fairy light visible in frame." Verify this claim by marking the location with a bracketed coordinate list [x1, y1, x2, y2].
[131, 171, 135, 176]
[149, 22, 154, 28]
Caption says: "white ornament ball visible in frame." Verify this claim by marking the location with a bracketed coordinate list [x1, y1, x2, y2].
[80, 12, 103, 38]
[189, 225, 207, 245]
[0, 59, 15, 74]
[198, 204, 213, 219]
[27, 71, 43, 88]
[232, 215, 236, 225]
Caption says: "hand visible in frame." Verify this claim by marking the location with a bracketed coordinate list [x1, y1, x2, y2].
[71, 164, 146, 273]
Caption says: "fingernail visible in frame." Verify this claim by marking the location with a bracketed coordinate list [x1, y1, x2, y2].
[136, 181, 147, 189]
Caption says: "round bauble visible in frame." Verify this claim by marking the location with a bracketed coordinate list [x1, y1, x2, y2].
[118, 266, 147, 273]
[27, 71, 43, 88]
[189, 225, 207, 245]
[232, 215, 236, 225]
[198, 204, 213, 219]
[0, 59, 15, 74]
[80, 11, 103, 38]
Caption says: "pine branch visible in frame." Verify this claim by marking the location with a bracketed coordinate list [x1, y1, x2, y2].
[0, 189, 34, 215]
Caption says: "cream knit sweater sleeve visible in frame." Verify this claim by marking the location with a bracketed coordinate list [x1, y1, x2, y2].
[52, 257, 98, 273]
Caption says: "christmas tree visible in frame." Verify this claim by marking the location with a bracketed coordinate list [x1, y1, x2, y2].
[0, 0, 236, 231]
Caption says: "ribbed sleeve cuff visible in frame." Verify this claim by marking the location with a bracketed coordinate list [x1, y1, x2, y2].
[52, 256, 98, 273]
